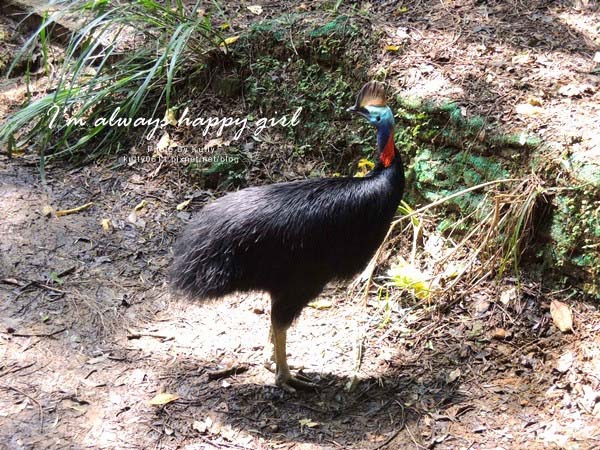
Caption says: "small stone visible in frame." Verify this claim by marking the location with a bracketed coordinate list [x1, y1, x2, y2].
[500, 287, 517, 305]
[475, 298, 491, 314]
[192, 420, 207, 433]
[556, 351, 575, 373]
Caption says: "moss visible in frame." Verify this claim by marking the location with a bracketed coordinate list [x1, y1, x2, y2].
[569, 156, 600, 188]
[393, 94, 598, 297]
[544, 184, 600, 296]
[309, 15, 351, 38]
[234, 14, 376, 169]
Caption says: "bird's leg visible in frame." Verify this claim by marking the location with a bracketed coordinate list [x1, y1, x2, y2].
[271, 320, 317, 394]
[263, 323, 276, 372]
[264, 323, 303, 373]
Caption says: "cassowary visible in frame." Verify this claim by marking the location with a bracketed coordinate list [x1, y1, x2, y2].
[171, 81, 405, 393]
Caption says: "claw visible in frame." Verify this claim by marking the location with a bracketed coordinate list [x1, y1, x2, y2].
[276, 374, 318, 394]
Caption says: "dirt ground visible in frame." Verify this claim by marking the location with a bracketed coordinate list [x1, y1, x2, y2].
[1, 1, 600, 449]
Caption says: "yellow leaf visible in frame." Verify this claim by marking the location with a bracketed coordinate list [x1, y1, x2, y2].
[176, 199, 191, 211]
[354, 158, 375, 177]
[299, 418, 319, 428]
[220, 36, 239, 47]
[385, 45, 400, 52]
[308, 299, 332, 310]
[148, 393, 179, 406]
[247, 5, 263, 14]
[134, 199, 148, 211]
[388, 260, 431, 299]
[219, 23, 230, 30]
[550, 300, 573, 333]
[164, 108, 177, 126]
[101, 218, 112, 231]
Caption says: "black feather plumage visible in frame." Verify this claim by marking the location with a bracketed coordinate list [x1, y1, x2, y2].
[170, 81, 405, 390]
[171, 156, 404, 326]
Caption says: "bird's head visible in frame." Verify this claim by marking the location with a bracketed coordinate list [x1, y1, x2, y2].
[347, 81, 394, 130]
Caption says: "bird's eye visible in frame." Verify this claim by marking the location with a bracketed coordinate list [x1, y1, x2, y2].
[376, 116, 381, 121]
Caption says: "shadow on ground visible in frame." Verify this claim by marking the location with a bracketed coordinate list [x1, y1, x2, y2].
[147, 356, 468, 449]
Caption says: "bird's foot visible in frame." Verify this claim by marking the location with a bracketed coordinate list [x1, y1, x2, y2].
[275, 372, 317, 394]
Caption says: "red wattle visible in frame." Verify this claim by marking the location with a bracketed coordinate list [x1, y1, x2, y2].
[380, 134, 395, 168]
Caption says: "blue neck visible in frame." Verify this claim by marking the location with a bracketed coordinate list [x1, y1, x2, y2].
[376, 125, 392, 152]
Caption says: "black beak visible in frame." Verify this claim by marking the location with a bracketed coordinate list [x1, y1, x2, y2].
[347, 105, 369, 117]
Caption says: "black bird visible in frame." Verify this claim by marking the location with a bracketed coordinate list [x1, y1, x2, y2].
[171, 81, 405, 393]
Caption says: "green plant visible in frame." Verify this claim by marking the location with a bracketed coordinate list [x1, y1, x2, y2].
[1, 0, 222, 172]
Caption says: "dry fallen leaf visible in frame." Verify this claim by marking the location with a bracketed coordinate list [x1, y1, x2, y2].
[176, 199, 192, 211]
[556, 350, 574, 373]
[192, 420, 208, 433]
[101, 218, 112, 232]
[308, 299, 333, 310]
[42, 205, 54, 217]
[299, 418, 319, 429]
[515, 103, 543, 116]
[558, 83, 594, 97]
[156, 132, 170, 152]
[148, 392, 179, 406]
[550, 300, 573, 333]
[247, 5, 263, 14]
[492, 327, 508, 340]
[447, 368, 461, 383]
[134, 199, 148, 211]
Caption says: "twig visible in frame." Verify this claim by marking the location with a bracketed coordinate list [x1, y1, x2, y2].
[126, 329, 173, 340]
[0, 278, 23, 286]
[353, 178, 521, 299]
[373, 404, 406, 450]
[55, 202, 94, 217]
[207, 364, 250, 380]
[10, 328, 66, 338]
[0, 362, 36, 378]
[390, 178, 520, 227]
[0, 384, 44, 431]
